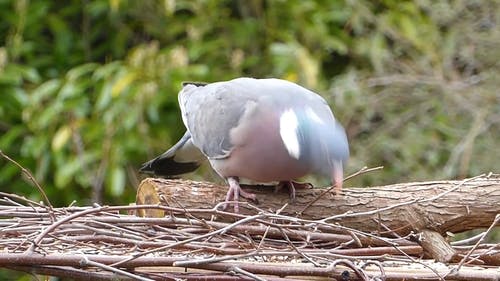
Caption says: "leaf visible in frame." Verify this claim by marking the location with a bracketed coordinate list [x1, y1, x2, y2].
[0, 64, 39, 85]
[92, 62, 122, 81]
[54, 153, 98, 188]
[30, 79, 61, 104]
[108, 166, 126, 196]
[96, 79, 113, 110]
[111, 71, 136, 97]
[0, 66, 22, 85]
[109, 0, 122, 12]
[54, 159, 80, 188]
[14, 64, 41, 84]
[21, 135, 48, 158]
[66, 63, 99, 81]
[284, 72, 298, 83]
[296, 46, 319, 88]
[0, 126, 25, 148]
[33, 101, 63, 129]
[399, 15, 419, 46]
[58, 81, 78, 99]
[325, 37, 348, 55]
[52, 125, 72, 151]
[0, 87, 27, 116]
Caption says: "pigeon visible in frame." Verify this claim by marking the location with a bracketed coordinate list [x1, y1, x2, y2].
[140, 77, 349, 212]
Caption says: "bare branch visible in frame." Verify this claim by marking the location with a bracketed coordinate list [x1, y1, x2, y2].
[0, 175, 498, 280]
[0, 150, 55, 220]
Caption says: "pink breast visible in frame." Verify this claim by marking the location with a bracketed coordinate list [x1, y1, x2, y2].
[211, 108, 309, 182]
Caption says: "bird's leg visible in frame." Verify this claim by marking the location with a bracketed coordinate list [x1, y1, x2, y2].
[331, 161, 344, 194]
[224, 177, 257, 212]
[223, 177, 237, 212]
[276, 181, 313, 201]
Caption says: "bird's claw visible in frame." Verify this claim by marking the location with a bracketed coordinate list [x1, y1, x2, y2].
[223, 177, 258, 212]
[276, 180, 313, 201]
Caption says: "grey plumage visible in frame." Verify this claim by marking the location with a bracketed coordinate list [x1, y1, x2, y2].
[140, 77, 349, 211]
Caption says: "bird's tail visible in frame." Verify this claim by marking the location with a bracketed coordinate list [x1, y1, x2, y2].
[139, 131, 205, 177]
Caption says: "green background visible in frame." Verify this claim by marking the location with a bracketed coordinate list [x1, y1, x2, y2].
[1, 0, 498, 218]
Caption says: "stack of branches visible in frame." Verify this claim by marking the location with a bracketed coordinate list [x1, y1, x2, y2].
[0, 173, 499, 280]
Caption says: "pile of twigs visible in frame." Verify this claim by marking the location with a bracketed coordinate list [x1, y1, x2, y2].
[0, 190, 498, 281]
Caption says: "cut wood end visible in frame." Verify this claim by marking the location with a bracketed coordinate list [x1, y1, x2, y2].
[136, 178, 164, 218]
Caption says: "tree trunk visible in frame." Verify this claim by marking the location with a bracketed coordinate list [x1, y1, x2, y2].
[136, 174, 500, 236]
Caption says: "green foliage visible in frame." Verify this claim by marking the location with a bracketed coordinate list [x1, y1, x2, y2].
[0, 0, 498, 206]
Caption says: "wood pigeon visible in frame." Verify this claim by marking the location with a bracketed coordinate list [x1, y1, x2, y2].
[140, 77, 349, 212]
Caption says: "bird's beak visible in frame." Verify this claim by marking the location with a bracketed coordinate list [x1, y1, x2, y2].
[331, 160, 344, 194]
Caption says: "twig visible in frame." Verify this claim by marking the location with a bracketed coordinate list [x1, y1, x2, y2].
[0, 150, 55, 221]
[451, 231, 487, 246]
[111, 213, 267, 267]
[419, 174, 485, 203]
[276, 226, 320, 267]
[80, 256, 153, 281]
[230, 266, 267, 281]
[173, 252, 258, 267]
[319, 174, 486, 224]
[329, 259, 369, 281]
[361, 260, 386, 281]
[451, 213, 500, 273]
[27, 205, 110, 252]
[299, 166, 383, 215]
[321, 198, 419, 223]
[6, 265, 124, 281]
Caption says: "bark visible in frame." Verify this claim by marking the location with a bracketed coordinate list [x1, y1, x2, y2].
[136, 174, 500, 236]
[417, 229, 456, 263]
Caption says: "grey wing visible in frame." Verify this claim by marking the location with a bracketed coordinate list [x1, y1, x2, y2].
[178, 82, 253, 159]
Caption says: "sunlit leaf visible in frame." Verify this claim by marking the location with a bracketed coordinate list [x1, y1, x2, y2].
[52, 125, 72, 151]
[284, 72, 298, 83]
[109, 0, 121, 12]
[111, 72, 136, 97]
[399, 15, 419, 46]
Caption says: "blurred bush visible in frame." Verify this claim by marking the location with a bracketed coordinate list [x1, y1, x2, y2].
[0, 0, 498, 206]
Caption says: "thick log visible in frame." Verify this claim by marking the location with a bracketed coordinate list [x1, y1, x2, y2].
[136, 175, 500, 236]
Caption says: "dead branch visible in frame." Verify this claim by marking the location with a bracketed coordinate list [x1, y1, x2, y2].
[0, 175, 498, 280]
[0, 150, 55, 221]
[1, 253, 499, 281]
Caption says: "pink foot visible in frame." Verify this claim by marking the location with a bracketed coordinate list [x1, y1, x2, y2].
[223, 177, 257, 212]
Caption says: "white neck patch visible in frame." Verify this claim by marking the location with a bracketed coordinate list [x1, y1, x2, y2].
[279, 109, 300, 159]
